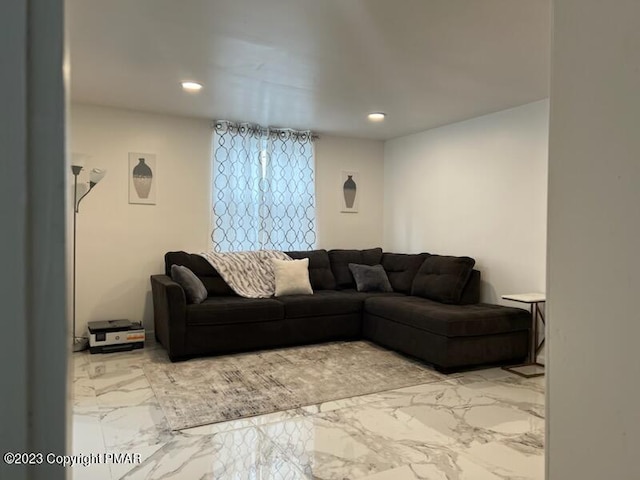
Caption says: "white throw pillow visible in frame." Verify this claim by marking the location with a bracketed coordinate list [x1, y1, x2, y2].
[272, 258, 313, 297]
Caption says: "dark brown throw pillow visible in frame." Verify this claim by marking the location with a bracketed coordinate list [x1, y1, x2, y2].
[411, 255, 475, 304]
[348, 263, 393, 292]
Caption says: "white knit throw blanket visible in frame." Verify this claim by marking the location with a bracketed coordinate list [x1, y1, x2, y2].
[198, 250, 291, 298]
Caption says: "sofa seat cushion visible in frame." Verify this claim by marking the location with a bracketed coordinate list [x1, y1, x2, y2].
[186, 297, 284, 326]
[365, 296, 530, 337]
[275, 290, 363, 319]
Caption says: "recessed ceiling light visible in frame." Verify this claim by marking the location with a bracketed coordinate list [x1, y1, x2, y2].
[181, 81, 203, 92]
[368, 112, 386, 122]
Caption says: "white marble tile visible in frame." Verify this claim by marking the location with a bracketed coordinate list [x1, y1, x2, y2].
[100, 402, 172, 451]
[378, 382, 544, 447]
[82, 349, 161, 412]
[464, 440, 545, 479]
[298, 387, 420, 416]
[260, 409, 454, 479]
[116, 437, 207, 480]
[117, 427, 308, 480]
[73, 375, 99, 409]
[72, 408, 112, 480]
[93, 368, 155, 408]
[73, 409, 107, 452]
[357, 454, 507, 480]
[73, 352, 92, 379]
[462, 380, 545, 420]
[411, 454, 507, 480]
[379, 380, 544, 479]
[88, 357, 145, 377]
[260, 375, 544, 480]
[71, 344, 545, 480]
[357, 465, 425, 480]
[496, 373, 546, 396]
[87, 347, 160, 372]
[71, 460, 112, 480]
[108, 443, 166, 480]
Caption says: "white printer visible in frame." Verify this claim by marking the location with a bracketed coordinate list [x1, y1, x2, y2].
[88, 319, 145, 354]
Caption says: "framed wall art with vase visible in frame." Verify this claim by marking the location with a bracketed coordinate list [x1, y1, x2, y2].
[341, 170, 359, 213]
[129, 152, 156, 205]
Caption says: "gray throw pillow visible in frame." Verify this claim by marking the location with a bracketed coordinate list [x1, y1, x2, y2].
[170, 264, 208, 304]
[348, 263, 393, 292]
[329, 248, 384, 289]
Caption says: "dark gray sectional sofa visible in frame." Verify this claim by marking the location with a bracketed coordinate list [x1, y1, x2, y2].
[151, 248, 530, 372]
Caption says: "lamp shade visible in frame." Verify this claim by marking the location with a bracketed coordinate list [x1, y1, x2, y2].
[89, 168, 106, 187]
[71, 152, 88, 168]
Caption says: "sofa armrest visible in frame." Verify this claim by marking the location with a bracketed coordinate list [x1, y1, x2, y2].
[150, 274, 187, 361]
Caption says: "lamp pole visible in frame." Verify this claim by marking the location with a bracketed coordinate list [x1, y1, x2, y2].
[71, 165, 88, 352]
[71, 165, 105, 352]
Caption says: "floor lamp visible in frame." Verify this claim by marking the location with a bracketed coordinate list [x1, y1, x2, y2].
[72, 165, 106, 352]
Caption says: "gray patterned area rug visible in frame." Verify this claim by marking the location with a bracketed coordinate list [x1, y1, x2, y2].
[144, 341, 441, 431]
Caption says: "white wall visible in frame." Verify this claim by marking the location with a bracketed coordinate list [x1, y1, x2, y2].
[70, 104, 213, 334]
[69, 104, 385, 334]
[384, 100, 548, 303]
[547, 1, 640, 479]
[315, 135, 385, 249]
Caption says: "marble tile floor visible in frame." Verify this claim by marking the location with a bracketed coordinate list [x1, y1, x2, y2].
[72, 342, 545, 480]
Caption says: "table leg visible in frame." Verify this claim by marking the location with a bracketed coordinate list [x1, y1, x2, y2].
[535, 303, 545, 355]
[502, 301, 545, 378]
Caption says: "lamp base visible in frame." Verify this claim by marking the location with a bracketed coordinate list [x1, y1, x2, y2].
[73, 336, 89, 352]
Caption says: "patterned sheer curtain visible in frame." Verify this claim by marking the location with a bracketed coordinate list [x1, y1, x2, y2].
[212, 121, 316, 252]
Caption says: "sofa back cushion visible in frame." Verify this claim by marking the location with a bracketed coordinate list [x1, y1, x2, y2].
[381, 252, 429, 293]
[411, 255, 476, 304]
[164, 251, 236, 296]
[328, 248, 383, 289]
[458, 269, 481, 304]
[285, 249, 337, 290]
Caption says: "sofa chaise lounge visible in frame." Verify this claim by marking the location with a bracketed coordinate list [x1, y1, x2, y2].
[151, 248, 530, 372]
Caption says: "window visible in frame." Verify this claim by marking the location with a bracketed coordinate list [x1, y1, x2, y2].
[211, 121, 316, 252]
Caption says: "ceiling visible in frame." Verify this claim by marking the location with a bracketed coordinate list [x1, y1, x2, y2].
[67, 0, 550, 140]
